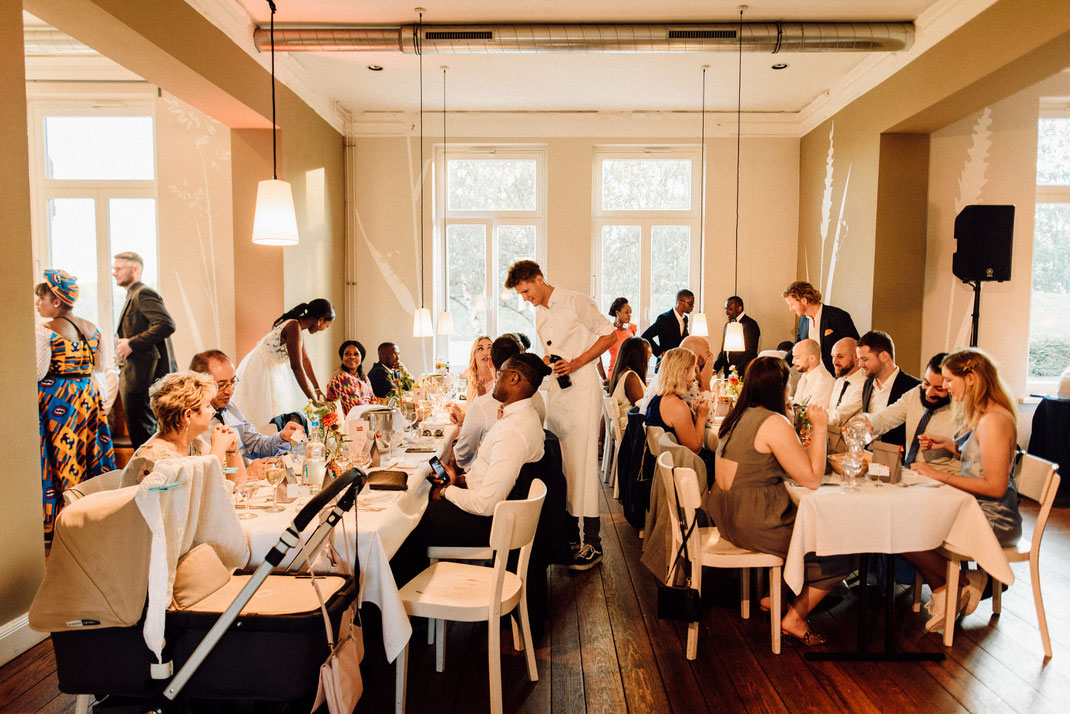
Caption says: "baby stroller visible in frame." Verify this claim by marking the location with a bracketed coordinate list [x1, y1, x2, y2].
[30, 457, 365, 712]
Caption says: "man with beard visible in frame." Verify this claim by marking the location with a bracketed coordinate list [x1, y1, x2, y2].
[863, 352, 961, 472]
[857, 330, 920, 447]
[826, 337, 866, 452]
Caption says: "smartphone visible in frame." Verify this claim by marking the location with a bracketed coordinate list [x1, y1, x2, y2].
[426, 455, 450, 485]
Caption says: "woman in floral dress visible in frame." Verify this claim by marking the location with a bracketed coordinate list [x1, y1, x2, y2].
[326, 340, 375, 416]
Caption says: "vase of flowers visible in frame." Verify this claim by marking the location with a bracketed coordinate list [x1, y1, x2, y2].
[382, 366, 416, 405]
[792, 397, 813, 447]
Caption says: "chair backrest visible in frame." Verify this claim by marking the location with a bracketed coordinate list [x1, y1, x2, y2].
[660, 434, 707, 491]
[656, 451, 704, 581]
[646, 425, 667, 456]
[62, 469, 122, 506]
[490, 478, 547, 554]
[602, 395, 622, 440]
[1018, 454, 1061, 554]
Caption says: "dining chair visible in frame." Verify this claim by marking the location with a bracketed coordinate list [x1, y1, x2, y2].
[395, 479, 547, 714]
[928, 455, 1060, 656]
[601, 395, 623, 491]
[62, 469, 122, 506]
[657, 451, 783, 658]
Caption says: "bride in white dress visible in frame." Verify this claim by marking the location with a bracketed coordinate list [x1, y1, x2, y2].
[233, 299, 334, 427]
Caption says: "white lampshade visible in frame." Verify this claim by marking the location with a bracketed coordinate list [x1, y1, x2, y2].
[437, 310, 453, 336]
[724, 321, 746, 352]
[690, 312, 709, 337]
[412, 307, 434, 338]
[252, 179, 300, 246]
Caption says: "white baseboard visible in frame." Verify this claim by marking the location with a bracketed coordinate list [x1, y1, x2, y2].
[0, 613, 49, 667]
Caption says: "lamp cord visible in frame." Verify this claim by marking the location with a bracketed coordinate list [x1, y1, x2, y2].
[268, 0, 277, 180]
[699, 65, 706, 313]
[418, 11, 424, 307]
[734, 7, 743, 295]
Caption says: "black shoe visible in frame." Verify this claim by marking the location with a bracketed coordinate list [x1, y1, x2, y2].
[569, 544, 602, 571]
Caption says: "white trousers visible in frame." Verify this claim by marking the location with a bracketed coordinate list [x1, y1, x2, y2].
[544, 365, 602, 518]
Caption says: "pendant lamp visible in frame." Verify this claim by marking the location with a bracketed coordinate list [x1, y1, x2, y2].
[437, 310, 453, 336]
[252, 0, 299, 246]
[722, 7, 747, 354]
[412, 9, 433, 337]
[690, 64, 710, 338]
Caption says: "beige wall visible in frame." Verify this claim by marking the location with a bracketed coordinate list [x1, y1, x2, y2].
[349, 132, 800, 374]
[0, 0, 47, 639]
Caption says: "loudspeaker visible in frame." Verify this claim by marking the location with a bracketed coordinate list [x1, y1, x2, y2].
[952, 205, 1014, 282]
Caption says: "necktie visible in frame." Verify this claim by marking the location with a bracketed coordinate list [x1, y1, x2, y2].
[904, 408, 935, 466]
[682, 314, 689, 337]
[214, 408, 227, 423]
[835, 380, 850, 407]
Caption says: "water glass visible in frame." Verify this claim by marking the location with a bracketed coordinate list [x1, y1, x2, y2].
[235, 479, 258, 519]
[265, 465, 287, 512]
[841, 451, 864, 491]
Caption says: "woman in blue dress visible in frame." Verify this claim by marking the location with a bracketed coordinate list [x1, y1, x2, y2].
[35, 270, 116, 538]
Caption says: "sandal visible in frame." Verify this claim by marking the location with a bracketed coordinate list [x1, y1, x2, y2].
[783, 630, 827, 647]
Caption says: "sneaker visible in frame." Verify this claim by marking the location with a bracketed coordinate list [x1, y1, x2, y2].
[569, 541, 582, 555]
[569, 544, 602, 571]
[924, 588, 948, 632]
[959, 570, 988, 617]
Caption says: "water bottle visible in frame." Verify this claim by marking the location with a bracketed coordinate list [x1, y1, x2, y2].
[304, 440, 326, 494]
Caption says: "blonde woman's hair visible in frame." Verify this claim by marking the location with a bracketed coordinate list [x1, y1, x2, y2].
[464, 336, 493, 379]
[148, 371, 217, 435]
[657, 347, 697, 398]
[941, 349, 1016, 428]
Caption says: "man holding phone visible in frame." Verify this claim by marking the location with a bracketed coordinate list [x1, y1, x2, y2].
[392, 354, 550, 585]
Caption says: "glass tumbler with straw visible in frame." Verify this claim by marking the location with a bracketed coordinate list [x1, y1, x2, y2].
[264, 462, 287, 512]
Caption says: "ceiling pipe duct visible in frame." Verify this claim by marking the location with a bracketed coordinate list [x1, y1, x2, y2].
[253, 22, 914, 54]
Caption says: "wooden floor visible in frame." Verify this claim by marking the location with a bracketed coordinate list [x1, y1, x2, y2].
[4, 481, 1070, 713]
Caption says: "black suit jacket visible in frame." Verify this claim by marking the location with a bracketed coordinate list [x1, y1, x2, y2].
[116, 282, 177, 393]
[641, 309, 687, 360]
[368, 361, 399, 398]
[714, 314, 760, 376]
[862, 370, 922, 447]
[795, 303, 859, 374]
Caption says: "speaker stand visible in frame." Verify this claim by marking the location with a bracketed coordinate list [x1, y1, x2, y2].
[968, 280, 981, 347]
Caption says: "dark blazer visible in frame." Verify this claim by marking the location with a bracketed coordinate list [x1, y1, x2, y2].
[641, 309, 687, 360]
[714, 313, 760, 376]
[368, 361, 399, 398]
[116, 282, 177, 393]
[795, 303, 859, 374]
[861, 369, 922, 447]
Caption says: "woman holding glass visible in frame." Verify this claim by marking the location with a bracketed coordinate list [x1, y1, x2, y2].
[644, 347, 716, 479]
[326, 340, 375, 416]
[709, 356, 850, 645]
[905, 349, 1022, 631]
[462, 335, 495, 403]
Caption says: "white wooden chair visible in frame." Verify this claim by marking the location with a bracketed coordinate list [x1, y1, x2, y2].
[62, 469, 122, 506]
[601, 395, 623, 492]
[395, 479, 547, 713]
[658, 451, 783, 658]
[926, 455, 1060, 656]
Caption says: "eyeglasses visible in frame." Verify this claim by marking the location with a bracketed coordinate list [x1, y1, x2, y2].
[216, 377, 239, 390]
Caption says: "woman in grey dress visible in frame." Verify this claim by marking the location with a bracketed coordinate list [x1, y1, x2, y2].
[710, 356, 848, 645]
[908, 349, 1022, 632]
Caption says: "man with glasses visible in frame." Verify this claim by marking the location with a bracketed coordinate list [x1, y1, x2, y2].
[642, 289, 695, 369]
[189, 350, 304, 473]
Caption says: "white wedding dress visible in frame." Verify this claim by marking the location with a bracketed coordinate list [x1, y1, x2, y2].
[233, 320, 308, 427]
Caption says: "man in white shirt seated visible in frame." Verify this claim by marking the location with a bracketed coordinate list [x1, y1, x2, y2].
[826, 338, 866, 451]
[791, 339, 834, 409]
[863, 352, 961, 472]
[391, 354, 551, 585]
[639, 335, 713, 413]
[856, 331, 921, 447]
[189, 350, 304, 477]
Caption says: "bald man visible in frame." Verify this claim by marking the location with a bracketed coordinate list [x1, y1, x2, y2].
[826, 337, 867, 452]
[791, 338, 834, 408]
[639, 335, 713, 412]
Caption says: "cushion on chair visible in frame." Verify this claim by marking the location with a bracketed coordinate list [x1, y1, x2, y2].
[399, 561, 523, 622]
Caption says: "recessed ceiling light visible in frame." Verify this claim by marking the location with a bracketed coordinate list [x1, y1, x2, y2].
[771, 63, 788, 70]
[367, 65, 384, 71]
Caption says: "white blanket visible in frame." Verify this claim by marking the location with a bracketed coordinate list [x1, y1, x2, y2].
[135, 455, 250, 662]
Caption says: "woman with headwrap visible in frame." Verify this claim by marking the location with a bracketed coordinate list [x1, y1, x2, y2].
[35, 269, 116, 539]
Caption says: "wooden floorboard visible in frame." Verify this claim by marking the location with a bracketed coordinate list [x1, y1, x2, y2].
[4, 485, 1070, 713]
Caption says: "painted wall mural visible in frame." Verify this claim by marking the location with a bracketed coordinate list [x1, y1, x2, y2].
[816, 123, 852, 304]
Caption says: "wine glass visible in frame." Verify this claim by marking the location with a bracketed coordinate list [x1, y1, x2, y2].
[235, 479, 259, 520]
[400, 400, 417, 434]
[841, 451, 864, 492]
[264, 464, 287, 512]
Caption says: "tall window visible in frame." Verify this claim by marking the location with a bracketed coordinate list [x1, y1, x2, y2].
[30, 105, 158, 366]
[437, 148, 546, 367]
[1029, 109, 1070, 388]
[592, 150, 701, 330]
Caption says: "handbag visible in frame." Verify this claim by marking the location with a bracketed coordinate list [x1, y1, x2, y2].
[656, 467, 701, 622]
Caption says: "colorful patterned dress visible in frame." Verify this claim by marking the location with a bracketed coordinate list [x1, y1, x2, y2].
[326, 370, 375, 417]
[37, 325, 116, 534]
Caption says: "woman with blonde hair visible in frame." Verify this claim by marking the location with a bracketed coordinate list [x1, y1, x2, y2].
[120, 371, 243, 487]
[644, 348, 713, 471]
[462, 335, 495, 403]
[907, 348, 1022, 631]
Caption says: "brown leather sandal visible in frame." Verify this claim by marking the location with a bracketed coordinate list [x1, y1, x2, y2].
[783, 630, 827, 646]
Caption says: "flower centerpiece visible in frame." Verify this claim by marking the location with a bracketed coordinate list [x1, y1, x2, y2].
[723, 366, 742, 400]
[792, 397, 812, 447]
[381, 364, 416, 405]
[304, 400, 349, 464]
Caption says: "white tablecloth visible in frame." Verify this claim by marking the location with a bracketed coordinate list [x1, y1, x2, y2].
[241, 426, 457, 662]
[783, 470, 1014, 595]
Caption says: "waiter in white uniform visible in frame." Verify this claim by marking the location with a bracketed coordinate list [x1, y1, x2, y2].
[506, 260, 615, 570]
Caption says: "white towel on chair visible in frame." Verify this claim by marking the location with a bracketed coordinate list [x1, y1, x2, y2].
[135, 455, 250, 662]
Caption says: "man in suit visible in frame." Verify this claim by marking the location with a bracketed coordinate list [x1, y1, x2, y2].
[113, 251, 177, 449]
[368, 341, 403, 398]
[856, 330, 920, 447]
[641, 289, 693, 367]
[782, 281, 859, 374]
[713, 295, 760, 377]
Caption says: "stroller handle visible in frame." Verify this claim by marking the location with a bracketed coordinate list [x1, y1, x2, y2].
[292, 468, 366, 532]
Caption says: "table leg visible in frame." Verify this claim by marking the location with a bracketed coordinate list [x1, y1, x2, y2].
[858, 554, 869, 653]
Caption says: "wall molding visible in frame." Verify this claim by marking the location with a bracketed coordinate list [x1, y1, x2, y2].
[0, 613, 48, 668]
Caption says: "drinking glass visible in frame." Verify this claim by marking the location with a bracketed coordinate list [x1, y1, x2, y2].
[264, 464, 287, 512]
[841, 451, 864, 492]
[235, 479, 259, 520]
[400, 401, 417, 434]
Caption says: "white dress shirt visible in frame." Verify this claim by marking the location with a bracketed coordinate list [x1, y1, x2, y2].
[792, 362, 834, 408]
[453, 392, 497, 469]
[673, 308, 687, 336]
[868, 366, 901, 413]
[203, 402, 290, 461]
[827, 369, 867, 428]
[806, 304, 824, 340]
[444, 397, 545, 517]
[866, 385, 961, 472]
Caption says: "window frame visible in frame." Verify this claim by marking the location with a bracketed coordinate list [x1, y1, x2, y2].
[434, 145, 547, 362]
[591, 147, 702, 329]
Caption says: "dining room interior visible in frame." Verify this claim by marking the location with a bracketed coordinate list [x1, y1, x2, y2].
[3, 0, 1070, 712]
